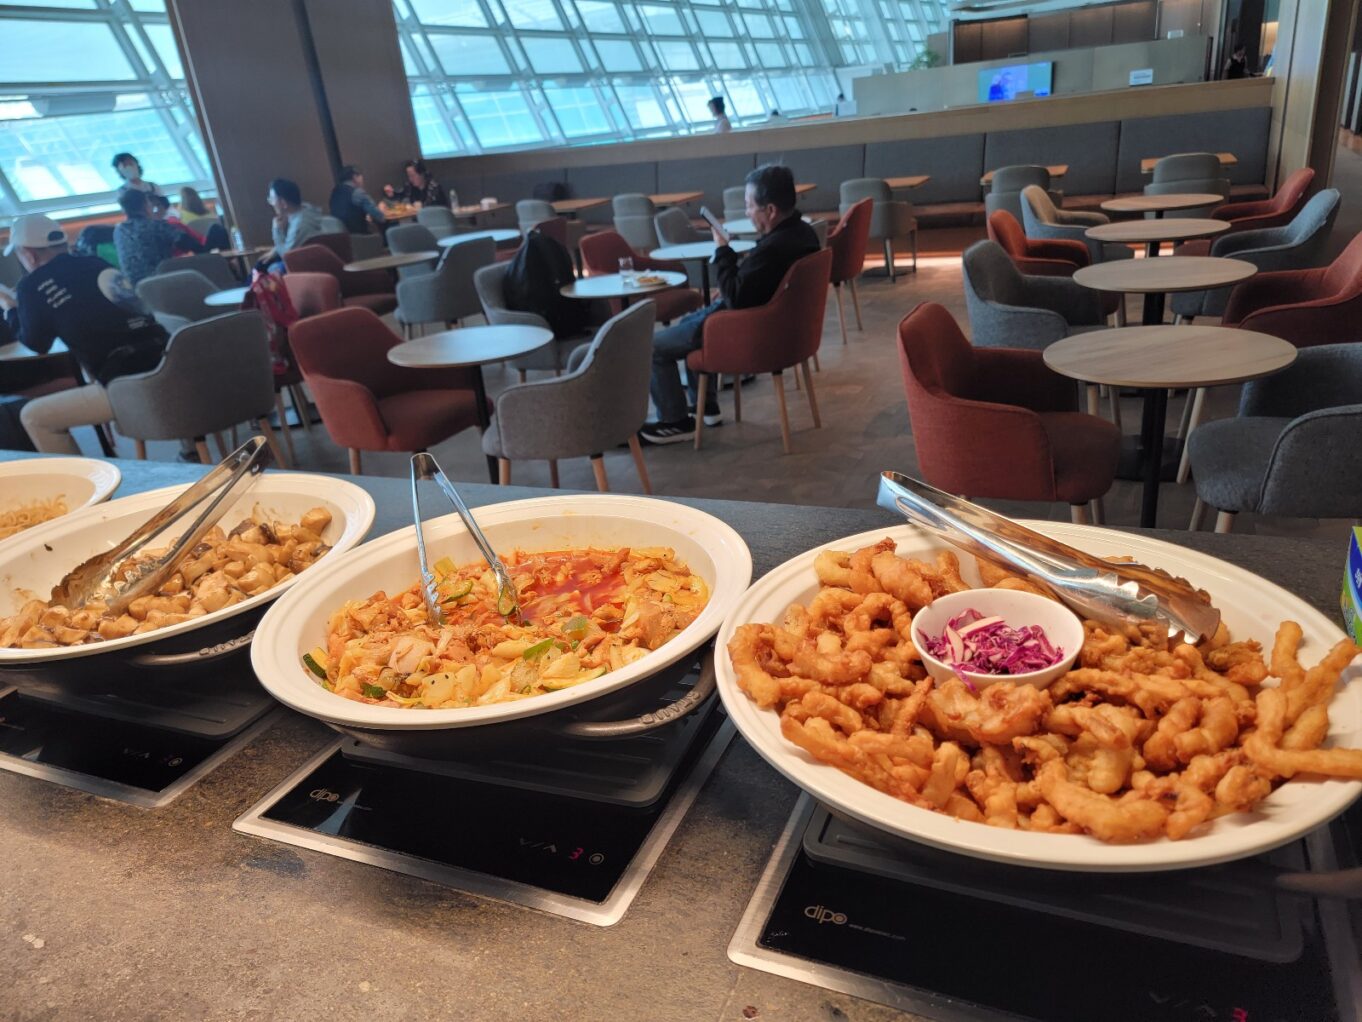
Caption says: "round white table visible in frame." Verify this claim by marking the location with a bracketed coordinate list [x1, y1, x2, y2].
[204, 285, 249, 307]
[1045, 325, 1296, 528]
[1073, 255, 1257, 327]
[560, 271, 688, 308]
[1085, 218, 1231, 259]
[648, 239, 755, 300]
[437, 229, 521, 248]
[1100, 193, 1226, 218]
[344, 251, 438, 273]
[387, 324, 554, 482]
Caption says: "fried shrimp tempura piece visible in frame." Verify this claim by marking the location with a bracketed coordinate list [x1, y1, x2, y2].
[1246, 684, 1362, 780]
[1036, 761, 1168, 843]
[923, 678, 1051, 746]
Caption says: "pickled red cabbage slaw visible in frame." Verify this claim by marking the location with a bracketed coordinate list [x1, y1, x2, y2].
[923, 608, 1063, 680]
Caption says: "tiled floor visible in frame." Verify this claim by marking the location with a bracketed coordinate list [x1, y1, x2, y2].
[70, 146, 1362, 539]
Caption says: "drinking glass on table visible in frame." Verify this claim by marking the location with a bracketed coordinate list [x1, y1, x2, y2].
[619, 257, 635, 287]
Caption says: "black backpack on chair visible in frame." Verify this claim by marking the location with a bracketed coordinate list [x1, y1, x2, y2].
[502, 228, 592, 338]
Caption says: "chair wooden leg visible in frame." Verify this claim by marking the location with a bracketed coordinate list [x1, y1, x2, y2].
[212, 432, 229, 460]
[590, 454, 608, 492]
[1069, 503, 1090, 525]
[258, 418, 289, 468]
[1108, 387, 1123, 432]
[772, 372, 792, 454]
[548, 460, 559, 488]
[693, 374, 709, 450]
[1090, 498, 1105, 524]
[290, 385, 312, 431]
[1176, 388, 1207, 484]
[793, 365, 801, 390]
[911, 228, 918, 272]
[884, 239, 896, 282]
[1213, 510, 1235, 534]
[1189, 497, 1208, 531]
[273, 393, 296, 466]
[134, 439, 147, 460]
[230, 423, 239, 446]
[194, 438, 212, 465]
[1115, 299, 1127, 327]
[732, 374, 742, 422]
[348, 448, 362, 475]
[628, 435, 652, 495]
[518, 369, 527, 384]
[800, 360, 821, 428]
[811, 351, 820, 372]
[833, 285, 848, 345]
[1085, 384, 1100, 416]
[849, 278, 863, 330]
[498, 458, 511, 485]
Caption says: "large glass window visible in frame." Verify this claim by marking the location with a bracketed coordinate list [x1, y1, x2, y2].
[396, 0, 950, 157]
[0, 1, 213, 221]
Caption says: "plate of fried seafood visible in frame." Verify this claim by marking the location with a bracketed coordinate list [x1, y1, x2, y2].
[716, 524, 1362, 871]
[0, 457, 121, 544]
[0, 474, 375, 663]
[252, 494, 752, 733]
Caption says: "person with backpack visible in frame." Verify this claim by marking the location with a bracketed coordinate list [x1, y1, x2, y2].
[0, 215, 168, 454]
[639, 164, 819, 445]
[501, 227, 595, 340]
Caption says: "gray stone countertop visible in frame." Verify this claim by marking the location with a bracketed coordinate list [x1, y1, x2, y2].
[0, 454, 1349, 1022]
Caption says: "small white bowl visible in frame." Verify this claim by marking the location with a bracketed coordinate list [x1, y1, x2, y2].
[910, 588, 1083, 690]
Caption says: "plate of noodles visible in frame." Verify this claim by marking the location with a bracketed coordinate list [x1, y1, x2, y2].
[715, 523, 1362, 872]
[0, 457, 121, 544]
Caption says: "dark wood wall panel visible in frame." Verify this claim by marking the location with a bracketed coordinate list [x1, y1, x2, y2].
[979, 16, 1029, 60]
[304, 0, 420, 198]
[1069, 7, 1116, 48]
[1029, 13, 1071, 54]
[1112, 1, 1157, 44]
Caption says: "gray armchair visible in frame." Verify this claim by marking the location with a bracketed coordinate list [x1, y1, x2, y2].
[1188, 343, 1361, 532]
[1020, 186, 1132, 265]
[961, 240, 1107, 349]
[106, 311, 289, 466]
[386, 223, 442, 279]
[350, 233, 383, 260]
[416, 206, 458, 239]
[517, 198, 584, 259]
[1144, 153, 1231, 218]
[318, 214, 348, 235]
[724, 186, 746, 222]
[155, 252, 236, 289]
[613, 193, 659, 251]
[482, 302, 656, 492]
[396, 235, 495, 336]
[473, 261, 593, 378]
[839, 178, 917, 281]
[654, 207, 704, 246]
[1171, 188, 1340, 320]
[985, 166, 1064, 224]
[136, 270, 218, 325]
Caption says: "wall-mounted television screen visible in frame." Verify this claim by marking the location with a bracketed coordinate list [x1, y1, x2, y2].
[978, 61, 1053, 103]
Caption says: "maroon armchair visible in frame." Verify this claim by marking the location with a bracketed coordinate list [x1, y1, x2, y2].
[308, 232, 353, 263]
[282, 244, 396, 317]
[288, 306, 486, 474]
[283, 272, 341, 319]
[578, 230, 702, 324]
[827, 197, 873, 344]
[687, 249, 832, 454]
[1176, 168, 1315, 256]
[1220, 229, 1362, 346]
[986, 210, 1089, 276]
[897, 301, 1119, 523]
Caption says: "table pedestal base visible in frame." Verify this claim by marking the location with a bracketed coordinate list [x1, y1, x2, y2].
[1116, 435, 1183, 483]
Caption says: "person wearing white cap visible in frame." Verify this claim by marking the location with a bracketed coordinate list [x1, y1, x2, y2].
[0, 214, 168, 455]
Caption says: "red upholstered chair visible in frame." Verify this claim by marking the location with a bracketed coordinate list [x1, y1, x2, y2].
[986, 210, 1089, 276]
[827, 197, 872, 344]
[283, 244, 396, 317]
[283, 272, 342, 319]
[1220, 230, 1362, 346]
[686, 249, 832, 453]
[288, 306, 486, 474]
[1176, 168, 1316, 256]
[897, 302, 1119, 523]
[308, 232, 353, 263]
[578, 230, 703, 324]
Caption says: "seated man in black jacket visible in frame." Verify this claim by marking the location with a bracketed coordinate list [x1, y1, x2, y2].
[641, 163, 819, 445]
[0, 214, 167, 454]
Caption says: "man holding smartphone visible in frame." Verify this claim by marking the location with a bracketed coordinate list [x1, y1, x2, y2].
[641, 163, 819, 445]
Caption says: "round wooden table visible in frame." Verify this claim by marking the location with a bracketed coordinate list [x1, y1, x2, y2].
[1100, 193, 1226, 218]
[1044, 325, 1296, 527]
[1073, 256, 1256, 326]
[560, 271, 688, 308]
[204, 285, 250, 307]
[1085, 218, 1230, 259]
[436, 229, 520, 248]
[648, 239, 755, 300]
[344, 251, 438, 273]
[387, 324, 554, 483]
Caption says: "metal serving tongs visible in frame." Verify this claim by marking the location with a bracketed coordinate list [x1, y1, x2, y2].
[410, 453, 519, 624]
[876, 471, 1221, 645]
[50, 436, 270, 614]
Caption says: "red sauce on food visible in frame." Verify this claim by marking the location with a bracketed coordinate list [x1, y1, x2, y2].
[510, 550, 628, 624]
